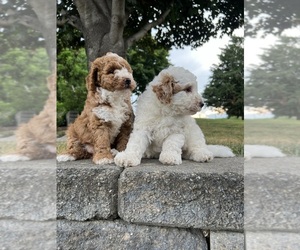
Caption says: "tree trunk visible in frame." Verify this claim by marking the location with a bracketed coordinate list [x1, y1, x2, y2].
[72, 0, 172, 66]
[28, 0, 56, 71]
[74, 0, 127, 64]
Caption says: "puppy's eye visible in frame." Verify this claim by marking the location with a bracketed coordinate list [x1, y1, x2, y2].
[185, 86, 192, 93]
[108, 69, 115, 74]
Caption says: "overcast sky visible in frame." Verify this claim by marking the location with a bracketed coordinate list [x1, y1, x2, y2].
[168, 27, 280, 94]
[169, 36, 230, 93]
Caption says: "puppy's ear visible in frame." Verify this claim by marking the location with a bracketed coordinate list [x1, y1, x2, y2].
[86, 63, 101, 91]
[152, 73, 174, 104]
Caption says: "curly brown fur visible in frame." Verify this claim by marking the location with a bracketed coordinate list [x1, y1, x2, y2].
[57, 52, 136, 165]
[0, 74, 56, 162]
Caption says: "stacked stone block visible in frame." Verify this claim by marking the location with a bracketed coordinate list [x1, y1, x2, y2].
[57, 158, 244, 249]
[245, 157, 300, 249]
[0, 157, 245, 249]
[0, 160, 56, 249]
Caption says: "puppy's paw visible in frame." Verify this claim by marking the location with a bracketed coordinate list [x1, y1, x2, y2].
[110, 148, 119, 157]
[93, 158, 114, 165]
[114, 152, 141, 167]
[190, 148, 214, 162]
[57, 154, 76, 162]
[0, 154, 30, 162]
[159, 152, 182, 165]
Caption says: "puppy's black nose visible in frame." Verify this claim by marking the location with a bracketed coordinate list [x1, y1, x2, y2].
[200, 102, 204, 108]
[125, 79, 131, 88]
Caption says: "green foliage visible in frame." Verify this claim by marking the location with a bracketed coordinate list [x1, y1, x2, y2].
[245, 0, 300, 36]
[125, 0, 243, 49]
[57, 0, 84, 54]
[0, 48, 50, 126]
[0, 0, 45, 52]
[57, 0, 244, 52]
[245, 36, 300, 119]
[57, 48, 88, 126]
[127, 34, 170, 95]
[56, 36, 170, 125]
[203, 36, 244, 119]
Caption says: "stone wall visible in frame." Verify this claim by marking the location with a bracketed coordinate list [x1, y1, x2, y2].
[57, 158, 244, 249]
[245, 157, 300, 249]
[1, 158, 244, 249]
[0, 160, 56, 249]
[1, 157, 299, 249]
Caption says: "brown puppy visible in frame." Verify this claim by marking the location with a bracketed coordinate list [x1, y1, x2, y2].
[0, 74, 56, 162]
[57, 52, 136, 165]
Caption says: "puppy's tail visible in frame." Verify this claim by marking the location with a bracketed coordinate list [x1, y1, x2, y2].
[207, 145, 235, 158]
[244, 144, 286, 160]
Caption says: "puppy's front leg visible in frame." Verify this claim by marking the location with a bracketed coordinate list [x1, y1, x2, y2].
[114, 116, 133, 153]
[184, 121, 213, 162]
[114, 130, 150, 167]
[92, 123, 114, 165]
[159, 134, 185, 165]
[57, 123, 91, 162]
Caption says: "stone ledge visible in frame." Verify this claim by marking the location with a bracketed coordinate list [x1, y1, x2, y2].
[119, 158, 243, 230]
[210, 231, 245, 250]
[245, 231, 300, 250]
[57, 219, 207, 250]
[0, 220, 56, 250]
[57, 160, 122, 221]
[0, 159, 56, 221]
[245, 157, 300, 231]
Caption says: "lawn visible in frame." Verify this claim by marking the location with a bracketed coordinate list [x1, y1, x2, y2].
[1, 118, 245, 156]
[244, 118, 300, 156]
[55, 118, 244, 156]
[196, 118, 244, 156]
[0, 127, 16, 155]
[0, 141, 16, 155]
[3, 118, 297, 157]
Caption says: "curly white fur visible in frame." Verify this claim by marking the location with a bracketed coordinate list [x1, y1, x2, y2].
[92, 88, 132, 144]
[115, 66, 234, 167]
[244, 145, 286, 160]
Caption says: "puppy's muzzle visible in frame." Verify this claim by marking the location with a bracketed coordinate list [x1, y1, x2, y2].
[125, 78, 131, 88]
[199, 102, 204, 108]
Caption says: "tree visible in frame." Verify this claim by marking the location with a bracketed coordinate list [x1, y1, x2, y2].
[57, 48, 88, 126]
[203, 36, 244, 119]
[245, 36, 300, 119]
[0, 48, 50, 126]
[127, 33, 170, 95]
[57, 0, 243, 63]
[0, 0, 56, 68]
[245, 0, 300, 37]
[57, 35, 170, 126]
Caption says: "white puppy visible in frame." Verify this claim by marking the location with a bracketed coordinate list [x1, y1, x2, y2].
[115, 66, 234, 167]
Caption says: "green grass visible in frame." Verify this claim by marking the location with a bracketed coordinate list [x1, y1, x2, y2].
[2, 118, 245, 156]
[57, 141, 67, 154]
[0, 127, 16, 155]
[56, 118, 245, 155]
[0, 141, 16, 155]
[4, 118, 297, 157]
[244, 118, 300, 156]
[196, 118, 244, 156]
